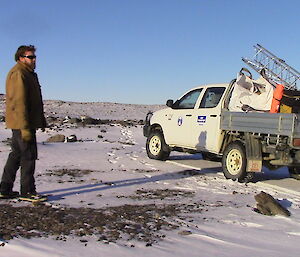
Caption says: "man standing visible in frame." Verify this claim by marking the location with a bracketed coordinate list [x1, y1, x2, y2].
[0, 45, 46, 200]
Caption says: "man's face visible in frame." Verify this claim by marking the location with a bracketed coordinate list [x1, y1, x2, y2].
[19, 50, 36, 70]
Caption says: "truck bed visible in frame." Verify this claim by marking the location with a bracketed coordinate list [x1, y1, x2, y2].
[220, 110, 300, 138]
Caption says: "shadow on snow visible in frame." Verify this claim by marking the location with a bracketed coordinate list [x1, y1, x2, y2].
[42, 168, 215, 201]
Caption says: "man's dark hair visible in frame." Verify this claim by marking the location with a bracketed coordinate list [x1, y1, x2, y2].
[15, 45, 36, 61]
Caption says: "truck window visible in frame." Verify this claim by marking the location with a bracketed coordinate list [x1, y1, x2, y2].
[173, 89, 202, 109]
[199, 87, 226, 108]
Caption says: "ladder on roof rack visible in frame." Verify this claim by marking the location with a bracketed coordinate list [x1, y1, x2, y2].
[242, 44, 300, 90]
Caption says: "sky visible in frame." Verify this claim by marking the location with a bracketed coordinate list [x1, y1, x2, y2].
[0, 0, 300, 104]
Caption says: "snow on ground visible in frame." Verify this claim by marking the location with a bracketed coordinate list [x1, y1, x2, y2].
[0, 101, 299, 257]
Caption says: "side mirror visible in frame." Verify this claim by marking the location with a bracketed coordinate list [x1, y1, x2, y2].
[166, 99, 174, 108]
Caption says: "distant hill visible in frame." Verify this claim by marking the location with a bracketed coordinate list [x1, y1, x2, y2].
[0, 97, 165, 120]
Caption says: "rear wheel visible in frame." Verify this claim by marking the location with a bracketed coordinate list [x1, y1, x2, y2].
[222, 141, 247, 182]
[146, 130, 170, 160]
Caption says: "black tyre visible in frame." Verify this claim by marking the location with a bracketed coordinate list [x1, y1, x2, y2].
[222, 141, 247, 182]
[146, 130, 170, 160]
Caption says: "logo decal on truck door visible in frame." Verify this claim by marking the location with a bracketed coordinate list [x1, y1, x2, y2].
[197, 116, 206, 124]
[178, 117, 183, 126]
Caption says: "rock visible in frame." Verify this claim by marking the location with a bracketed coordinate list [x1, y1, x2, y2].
[81, 116, 97, 125]
[66, 134, 77, 142]
[254, 191, 291, 217]
[178, 230, 192, 236]
[46, 116, 57, 123]
[46, 134, 65, 142]
[2, 234, 13, 240]
[99, 119, 112, 125]
[69, 118, 81, 124]
[63, 116, 71, 122]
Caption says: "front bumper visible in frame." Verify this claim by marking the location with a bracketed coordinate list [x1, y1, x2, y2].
[143, 111, 153, 137]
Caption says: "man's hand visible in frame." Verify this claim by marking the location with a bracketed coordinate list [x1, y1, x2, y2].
[21, 129, 32, 142]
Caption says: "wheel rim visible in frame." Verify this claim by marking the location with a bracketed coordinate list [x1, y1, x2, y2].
[226, 149, 242, 175]
[149, 135, 162, 156]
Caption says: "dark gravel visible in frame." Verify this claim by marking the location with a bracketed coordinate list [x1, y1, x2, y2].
[0, 192, 208, 246]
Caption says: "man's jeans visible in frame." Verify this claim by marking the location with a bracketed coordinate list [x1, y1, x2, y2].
[0, 129, 37, 195]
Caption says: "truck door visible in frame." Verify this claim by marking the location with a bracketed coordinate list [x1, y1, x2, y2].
[163, 88, 203, 147]
[190, 87, 226, 152]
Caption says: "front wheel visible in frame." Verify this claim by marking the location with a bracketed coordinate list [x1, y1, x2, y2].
[146, 131, 170, 160]
[222, 141, 247, 182]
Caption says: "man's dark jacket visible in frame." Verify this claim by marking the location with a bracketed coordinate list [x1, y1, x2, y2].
[5, 61, 46, 129]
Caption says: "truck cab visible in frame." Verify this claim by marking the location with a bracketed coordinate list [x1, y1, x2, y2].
[144, 83, 229, 159]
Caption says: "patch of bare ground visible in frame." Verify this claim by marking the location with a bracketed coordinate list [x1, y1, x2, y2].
[46, 168, 97, 177]
[43, 169, 104, 183]
[127, 189, 195, 200]
[0, 200, 207, 246]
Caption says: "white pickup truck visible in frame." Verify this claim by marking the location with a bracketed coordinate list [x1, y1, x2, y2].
[143, 81, 300, 182]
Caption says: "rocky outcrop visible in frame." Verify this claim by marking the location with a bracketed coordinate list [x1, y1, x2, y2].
[254, 191, 291, 217]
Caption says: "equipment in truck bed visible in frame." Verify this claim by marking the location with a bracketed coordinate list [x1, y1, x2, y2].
[242, 44, 300, 90]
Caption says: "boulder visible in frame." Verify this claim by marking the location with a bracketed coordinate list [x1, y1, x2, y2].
[254, 191, 291, 217]
[81, 116, 96, 125]
[69, 118, 81, 124]
[46, 134, 65, 143]
[66, 134, 77, 142]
